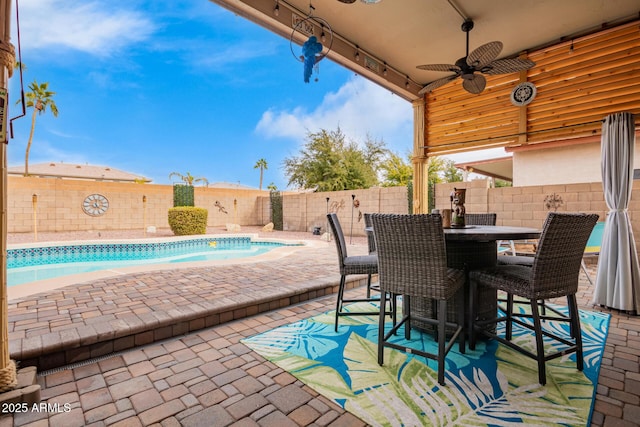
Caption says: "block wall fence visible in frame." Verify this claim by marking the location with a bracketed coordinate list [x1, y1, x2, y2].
[8, 176, 640, 249]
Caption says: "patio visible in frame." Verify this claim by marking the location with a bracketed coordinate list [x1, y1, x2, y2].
[1, 231, 637, 426]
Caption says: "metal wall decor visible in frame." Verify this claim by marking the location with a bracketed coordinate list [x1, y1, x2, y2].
[82, 194, 109, 216]
[510, 82, 537, 106]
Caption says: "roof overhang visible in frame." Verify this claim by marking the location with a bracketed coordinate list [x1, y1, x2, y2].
[209, 0, 640, 102]
[455, 156, 513, 181]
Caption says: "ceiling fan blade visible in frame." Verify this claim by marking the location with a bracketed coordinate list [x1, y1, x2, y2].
[467, 41, 503, 69]
[462, 74, 486, 94]
[418, 75, 459, 95]
[483, 58, 536, 75]
[416, 63, 460, 73]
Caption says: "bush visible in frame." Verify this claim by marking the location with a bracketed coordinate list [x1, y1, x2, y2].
[173, 184, 195, 207]
[168, 207, 208, 235]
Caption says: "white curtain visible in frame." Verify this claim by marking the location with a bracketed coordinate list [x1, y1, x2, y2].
[593, 112, 640, 313]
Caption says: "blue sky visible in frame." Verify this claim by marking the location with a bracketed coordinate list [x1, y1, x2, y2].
[6, 0, 417, 189]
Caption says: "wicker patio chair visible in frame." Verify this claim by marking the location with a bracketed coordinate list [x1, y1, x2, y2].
[464, 213, 496, 226]
[327, 213, 395, 332]
[371, 213, 465, 386]
[465, 213, 516, 255]
[363, 213, 377, 298]
[469, 212, 598, 385]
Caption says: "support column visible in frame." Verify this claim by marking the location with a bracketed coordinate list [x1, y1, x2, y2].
[411, 98, 428, 213]
[0, 0, 16, 392]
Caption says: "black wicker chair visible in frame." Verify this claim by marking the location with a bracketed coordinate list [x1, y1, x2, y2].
[371, 213, 465, 386]
[327, 213, 395, 332]
[464, 213, 496, 226]
[469, 212, 598, 385]
[363, 213, 377, 298]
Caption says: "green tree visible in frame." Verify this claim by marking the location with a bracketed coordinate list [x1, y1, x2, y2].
[254, 158, 268, 190]
[168, 171, 209, 186]
[428, 157, 462, 184]
[17, 80, 59, 176]
[380, 151, 413, 187]
[267, 182, 278, 191]
[283, 128, 386, 191]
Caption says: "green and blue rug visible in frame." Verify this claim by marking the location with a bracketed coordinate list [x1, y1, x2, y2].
[242, 301, 609, 426]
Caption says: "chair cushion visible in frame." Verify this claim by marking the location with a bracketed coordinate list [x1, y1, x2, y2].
[343, 255, 378, 275]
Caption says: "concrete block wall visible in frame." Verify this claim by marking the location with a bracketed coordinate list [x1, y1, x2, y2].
[435, 180, 640, 248]
[8, 177, 269, 233]
[279, 186, 409, 236]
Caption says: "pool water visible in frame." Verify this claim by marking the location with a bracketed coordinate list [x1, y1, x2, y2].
[7, 237, 294, 287]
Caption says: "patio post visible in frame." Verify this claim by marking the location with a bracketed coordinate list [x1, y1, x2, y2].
[0, 0, 17, 392]
[411, 98, 428, 213]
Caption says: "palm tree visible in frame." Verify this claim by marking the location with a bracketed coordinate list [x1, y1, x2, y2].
[254, 158, 268, 190]
[168, 171, 209, 186]
[18, 80, 58, 176]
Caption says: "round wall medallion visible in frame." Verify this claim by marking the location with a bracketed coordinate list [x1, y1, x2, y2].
[82, 194, 109, 216]
[510, 82, 537, 106]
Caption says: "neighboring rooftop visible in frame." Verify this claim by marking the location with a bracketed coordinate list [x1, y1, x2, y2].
[207, 181, 259, 190]
[8, 162, 152, 183]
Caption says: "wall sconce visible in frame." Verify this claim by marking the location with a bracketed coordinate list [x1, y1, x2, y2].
[320, 25, 326, 43]
[273, 0, 280, 16]
[354, 45, 360, 62]
[382, 62, 388, 77]
[405, 76, 410, 89]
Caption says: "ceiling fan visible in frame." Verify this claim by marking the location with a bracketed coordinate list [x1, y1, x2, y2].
[417, 19, 535, 95]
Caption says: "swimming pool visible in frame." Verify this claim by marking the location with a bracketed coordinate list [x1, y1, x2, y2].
[7, 236, 301, 287]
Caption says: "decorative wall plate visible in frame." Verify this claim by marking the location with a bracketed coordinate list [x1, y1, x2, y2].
[83, 194, 109, 216]
[510, 82, 537, 106]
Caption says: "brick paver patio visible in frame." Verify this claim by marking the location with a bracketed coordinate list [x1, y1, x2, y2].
[1, 236, 639, 426]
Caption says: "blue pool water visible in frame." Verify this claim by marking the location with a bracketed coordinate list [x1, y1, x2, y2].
[7, 237, 294, 287]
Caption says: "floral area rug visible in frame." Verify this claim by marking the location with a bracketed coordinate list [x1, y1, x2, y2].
[242, 301, 610, 426]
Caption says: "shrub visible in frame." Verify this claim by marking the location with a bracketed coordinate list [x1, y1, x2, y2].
[168, 207, 208, 235]
[173, 184, 195, 207]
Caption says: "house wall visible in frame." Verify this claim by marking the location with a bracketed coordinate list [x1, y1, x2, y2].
[512, 134, 640, 187]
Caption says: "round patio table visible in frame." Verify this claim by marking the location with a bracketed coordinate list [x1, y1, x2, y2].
[412, 225, 541, 333]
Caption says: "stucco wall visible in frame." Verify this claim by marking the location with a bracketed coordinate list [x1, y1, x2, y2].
[512, 138, 640, 187]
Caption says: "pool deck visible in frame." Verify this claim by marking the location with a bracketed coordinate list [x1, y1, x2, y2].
[2, 229, 639, 426]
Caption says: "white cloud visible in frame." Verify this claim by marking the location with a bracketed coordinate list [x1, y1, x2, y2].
[16, 0, 155, 56]
[255, 76, 413, 150]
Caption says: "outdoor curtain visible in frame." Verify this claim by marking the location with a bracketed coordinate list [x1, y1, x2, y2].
[593, 112, 640, 313]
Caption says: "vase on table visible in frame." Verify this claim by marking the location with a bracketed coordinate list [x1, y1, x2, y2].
[450, 188, 466, 228]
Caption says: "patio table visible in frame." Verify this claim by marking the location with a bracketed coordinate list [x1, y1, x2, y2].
[367, 224, 541, 332]
[439, 225, 541, 332]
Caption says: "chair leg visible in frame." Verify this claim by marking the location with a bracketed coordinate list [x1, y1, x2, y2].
[334, 275, 346, 332]
[469, 278, 478, 351]
[567, 294, 584, 372]
[457, 289, 466, 354]
[505, 293, 514, 340]
[581, 260, 594, 285]
[366, 274, 372, 298]
[404, 295, 412, 340]
[377, 291, 388, 366]
[530, 299, 547, 386]
[437, 299, 447, 386]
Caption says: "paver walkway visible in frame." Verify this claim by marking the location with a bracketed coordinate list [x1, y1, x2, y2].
[0, 234, 638, 426]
